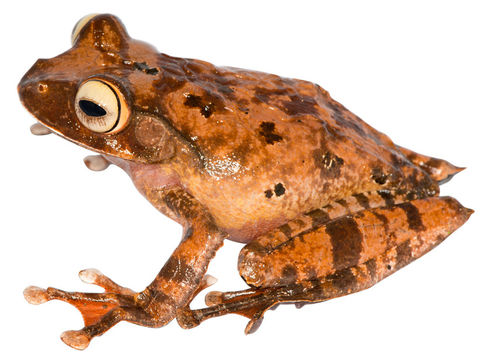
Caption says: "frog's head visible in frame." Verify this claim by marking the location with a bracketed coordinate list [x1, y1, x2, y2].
[18, 14, 176, 165]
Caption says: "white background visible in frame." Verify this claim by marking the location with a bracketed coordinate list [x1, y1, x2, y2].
[2, 0, 479, 359]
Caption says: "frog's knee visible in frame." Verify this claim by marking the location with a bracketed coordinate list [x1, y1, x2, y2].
[238, 245, 267, 288]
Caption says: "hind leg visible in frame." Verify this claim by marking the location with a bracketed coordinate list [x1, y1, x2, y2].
[177, 196, 472, 333]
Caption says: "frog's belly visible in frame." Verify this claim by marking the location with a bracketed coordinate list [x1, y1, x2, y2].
[186, 163, 437, 243]
[188, 170, 374, 243]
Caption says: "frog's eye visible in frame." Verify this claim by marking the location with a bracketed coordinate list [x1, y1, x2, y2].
[75, 79, 129, 133]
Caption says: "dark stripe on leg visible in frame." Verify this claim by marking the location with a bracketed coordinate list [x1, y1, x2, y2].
[325, 217, 363, 270]
[397, 203, 425, 231]
[353, 193, 370, 209]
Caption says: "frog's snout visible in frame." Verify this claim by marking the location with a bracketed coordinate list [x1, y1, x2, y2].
[18, 73, 53, 136]
[18, 58, 50, 95]
[18, 60, 50, 114]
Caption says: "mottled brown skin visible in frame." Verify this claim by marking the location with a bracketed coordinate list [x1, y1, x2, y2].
[18, 14, 472, 349]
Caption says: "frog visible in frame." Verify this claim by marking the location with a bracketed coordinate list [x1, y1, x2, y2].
[18, 14, 473, 350]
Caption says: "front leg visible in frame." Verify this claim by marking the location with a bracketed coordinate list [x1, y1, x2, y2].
[24, 188, 225, 349]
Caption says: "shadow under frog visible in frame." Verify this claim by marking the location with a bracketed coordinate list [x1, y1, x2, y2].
[18, 14, 472, 350]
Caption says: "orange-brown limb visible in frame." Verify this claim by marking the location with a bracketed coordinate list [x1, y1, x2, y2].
[177, 197, 472, 333]
[23, 188, 225, 350]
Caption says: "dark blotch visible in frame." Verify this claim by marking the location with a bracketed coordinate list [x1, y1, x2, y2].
[159, 256, 196, 283]
[353, 193, 370, 209]
[200, 104, 214, 118]
[278, 224, 292, 239]
[281, 94, 318, 116]
[238, 107, 249, 114]
[133, 61, 159, 75]
[265, 189, 274, 199]
[259, 122, 283, 145]
[329, 100, 368, 138]
[252, 87, 288, 104]
[365, 258, 377, 279]
[274, 183, 286, 197]
[325, 216, 363, 270]
[372, 167, 388, 185]
[184, 94, 215, 118]
[326, 268, 357, 291]
[395, 240, 411, 268]
[281, 265, 298, 284]
[371, 210, 390, 233]
[377, 190, 395, 208]
[397, 202, 426, 232]
[307, 208, 330, 228]
[312, 149, 344, 178]
[217, 85, 234, 96]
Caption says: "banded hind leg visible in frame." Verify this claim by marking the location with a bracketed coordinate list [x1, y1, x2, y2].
[176, 196, 472, 333]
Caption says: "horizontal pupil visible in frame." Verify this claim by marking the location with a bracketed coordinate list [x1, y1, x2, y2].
[79, 100, 107, 117]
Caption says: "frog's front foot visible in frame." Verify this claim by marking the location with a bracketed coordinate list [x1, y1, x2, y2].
[24, 269, 167, 350]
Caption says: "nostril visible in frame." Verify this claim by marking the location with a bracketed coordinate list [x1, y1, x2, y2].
[37, 83, 48, 93]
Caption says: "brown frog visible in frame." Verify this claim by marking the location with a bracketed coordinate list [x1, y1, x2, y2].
[18, 14, 472, 350]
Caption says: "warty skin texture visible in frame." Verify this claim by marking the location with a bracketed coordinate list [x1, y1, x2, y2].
[18, 14, 472, 349]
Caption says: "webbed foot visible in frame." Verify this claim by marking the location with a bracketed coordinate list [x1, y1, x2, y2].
[25, 269, 145, 350]
[24, 269, 218, 349]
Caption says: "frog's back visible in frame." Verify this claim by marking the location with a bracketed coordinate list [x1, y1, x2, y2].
[153, 55, 435, 198]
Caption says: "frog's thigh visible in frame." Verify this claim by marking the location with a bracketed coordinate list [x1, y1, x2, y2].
[239, 196, 471, 288]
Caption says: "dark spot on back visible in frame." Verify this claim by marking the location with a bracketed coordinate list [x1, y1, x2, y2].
[274, 183, 286, 196]
[217, 85, 234, 94]
[153, 74, 185, 96]
[281, 94, 319, 116]
[325, 216, 363, 270]
[264, 189, 273, 198]
[372, 167, 388, 185]
[184, 94, 215, 118]
[329, 100, 368, 138]
[259, 122, 283, 145]
[312, 149, 344, 178]
[390, 152, 407, 168]
[397, 202, 426, 232]
[133, 61, 159, 75]
[353, 193, 370, 209]
[252, 87, 288, 104]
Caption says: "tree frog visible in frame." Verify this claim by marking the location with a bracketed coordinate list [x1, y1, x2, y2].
[18, 14, 472, 350]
